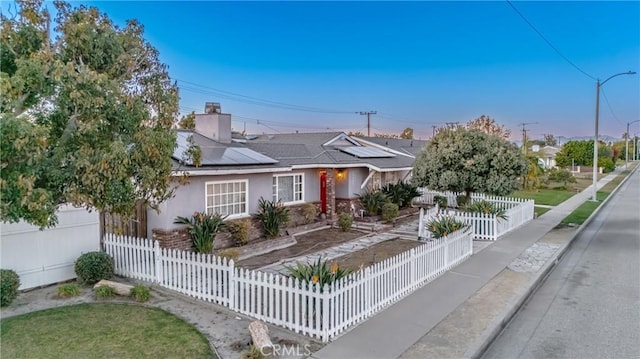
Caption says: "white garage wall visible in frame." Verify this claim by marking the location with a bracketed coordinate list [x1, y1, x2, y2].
[0, 205, 100, 290]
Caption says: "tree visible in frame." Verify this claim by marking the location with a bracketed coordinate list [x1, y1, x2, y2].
[347, 130, 365, 137]
[544, 134, 558, 147]
[412, 127, 526, 202]
[400, 127, 414, 139]
[523, 156, 544, 190]
[1, 1, 179, 227]
[374, 132, 400, 139]
[555, 140, 612, 168]
[466, 115, 510, 140]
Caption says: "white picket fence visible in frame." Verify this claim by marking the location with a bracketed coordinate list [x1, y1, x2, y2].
[103, 228, 472, 342]
[417, 190, 534, 241]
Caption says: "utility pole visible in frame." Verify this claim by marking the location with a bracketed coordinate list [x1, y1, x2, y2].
[518, 122, 538, 156]
[445, 121, 459, 128]
[359, 111, 377, 137]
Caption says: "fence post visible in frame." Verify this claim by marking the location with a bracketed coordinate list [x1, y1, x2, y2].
[418, 207, 424, 238]
[322, 284, 330, 342]
[492, 214, 498, 241]
[364, 267, 371, 315]
[154, 241, 162, 284]
[410, 248, 417, 287]
[444, 235, 449, 269]
[229, 259, 237, 311]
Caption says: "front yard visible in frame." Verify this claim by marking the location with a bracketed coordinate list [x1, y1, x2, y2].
[331, 238, 423, 271]
[236, 227, 368, 270]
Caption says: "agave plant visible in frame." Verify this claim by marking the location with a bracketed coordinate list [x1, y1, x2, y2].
[286, 257, 353, 291]
[174, 212, 226, 253]
[425, 214, 468, 239]
[467, 200, 508, 220]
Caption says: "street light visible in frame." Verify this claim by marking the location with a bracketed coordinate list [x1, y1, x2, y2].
[625, 120, 640, 169]
[592, 71, 636, 201]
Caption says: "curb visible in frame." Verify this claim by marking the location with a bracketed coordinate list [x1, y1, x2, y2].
[464, 166, 637, 359]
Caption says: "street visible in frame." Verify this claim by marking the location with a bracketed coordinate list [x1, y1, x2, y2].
[482, 169, 640, 359]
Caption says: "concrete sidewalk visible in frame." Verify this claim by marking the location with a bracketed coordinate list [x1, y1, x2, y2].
[312, 167, 632, 359]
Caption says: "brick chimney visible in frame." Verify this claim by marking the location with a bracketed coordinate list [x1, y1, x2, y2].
[194, 102, 232, 143]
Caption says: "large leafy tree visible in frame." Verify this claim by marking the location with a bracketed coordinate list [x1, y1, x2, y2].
[1, 1, 178, 227]
[466, 115, 511, 140]
[412, 127, 526, 201]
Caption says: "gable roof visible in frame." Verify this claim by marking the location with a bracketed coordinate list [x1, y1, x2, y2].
[354, 136, 428, 157]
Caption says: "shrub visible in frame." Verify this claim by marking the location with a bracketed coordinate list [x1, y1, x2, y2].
[217, 248, 240, 262]
[241, 345, 264, 359]
[357, 189, 388, 216]
[256, 198, 290, 239]
[456, 195, 470, 209]
[381, 202, 399, 223]
[426, 215, 468, 239]
[467, 200, 508, 220]
[598, 157, 615, 173]
[337, 213, 353, 232]
[286, 257, 352, 291]
[381, 182, 405, 207]
[226, 219, 250, 247]
[547, 168, 577, 186]
[74, 252, 114, 285]
[433, 195, 448, 208]
[1, 269, 20, 307]
[399, 181, 421, 208]
[174, 212, 227, 253]
[57, 283, 81, 298]
[94, 285, 116, 299]
[130, 284, 151, 302]
[300, 203, 317, 224]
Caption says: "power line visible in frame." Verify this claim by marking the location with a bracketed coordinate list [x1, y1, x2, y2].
[359, 111, 377, 136]
[176, 79, 356, 114]
[505, 0, 596, 81]
[599, 87, 624, 126]
[519, 122, 538, 156]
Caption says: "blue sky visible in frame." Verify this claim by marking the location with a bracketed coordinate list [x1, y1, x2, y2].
[8, 1, 640, 140]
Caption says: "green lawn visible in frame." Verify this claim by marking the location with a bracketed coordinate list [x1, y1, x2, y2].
[534, 206, 551, 217]
[511, 189, 575, 206]
[1, 303, 215, 359]
[561, 169, 632, 225]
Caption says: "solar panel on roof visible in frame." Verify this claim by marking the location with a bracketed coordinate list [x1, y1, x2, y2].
[173, 131, 278, 165]
[340, 146, 396, 158]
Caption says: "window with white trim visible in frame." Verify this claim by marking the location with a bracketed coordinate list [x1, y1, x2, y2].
[273, 173, 304, 204]
[205, 180, 248, 218]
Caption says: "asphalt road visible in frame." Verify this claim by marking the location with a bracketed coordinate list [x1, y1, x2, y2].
[482, 169, 640, 359]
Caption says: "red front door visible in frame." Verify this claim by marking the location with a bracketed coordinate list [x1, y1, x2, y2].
[320, 171, 327, 213]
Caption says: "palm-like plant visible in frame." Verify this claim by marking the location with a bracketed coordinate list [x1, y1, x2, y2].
[174, 212, 226, 253]
[356, 189, 388, 216]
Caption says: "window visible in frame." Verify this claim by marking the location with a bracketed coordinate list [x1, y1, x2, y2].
[205, 180, 248, 218]
[273, 174, 304, 204]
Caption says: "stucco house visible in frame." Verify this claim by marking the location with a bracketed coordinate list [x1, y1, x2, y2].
[147, 104, 427, 247]
[532, 145, 560, 169]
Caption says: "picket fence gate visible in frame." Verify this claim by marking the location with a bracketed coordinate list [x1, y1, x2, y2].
[104, 228, 473, 342]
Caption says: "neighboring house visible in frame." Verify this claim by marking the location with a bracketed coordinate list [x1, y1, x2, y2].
[147, 104, 426, 246]
[532, 145, 560, 169]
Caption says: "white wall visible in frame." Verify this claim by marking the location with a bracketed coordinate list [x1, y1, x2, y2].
[0, 205, 100, 290]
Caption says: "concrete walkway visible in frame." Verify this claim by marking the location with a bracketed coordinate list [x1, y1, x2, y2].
[312, 166, 630, 359]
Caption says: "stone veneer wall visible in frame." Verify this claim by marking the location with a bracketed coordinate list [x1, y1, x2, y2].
[325, 170, 336, 219]
[335, 198, 362, 216]
[152, 228, 192, 251]
[152, 201, 326, 251]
